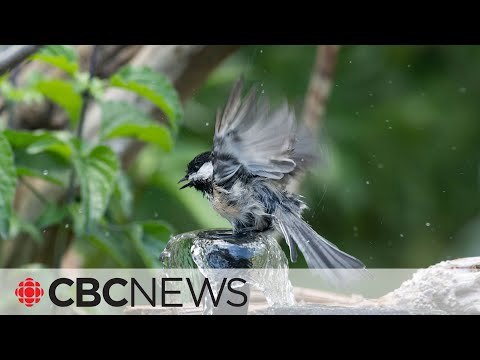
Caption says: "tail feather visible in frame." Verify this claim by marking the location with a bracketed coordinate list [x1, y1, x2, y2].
[274, 209, 365, 270]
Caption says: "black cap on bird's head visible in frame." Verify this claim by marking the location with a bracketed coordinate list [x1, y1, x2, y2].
[178, 151, 213, 194]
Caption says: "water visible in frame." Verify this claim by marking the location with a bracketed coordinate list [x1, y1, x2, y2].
[160, 229, 295, 312]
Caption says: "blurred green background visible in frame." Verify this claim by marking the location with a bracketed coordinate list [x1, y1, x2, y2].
[131, 45, 480, 268]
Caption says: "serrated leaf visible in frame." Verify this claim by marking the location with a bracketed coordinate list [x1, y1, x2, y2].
[72, 145, 119, 230]
[0, 133, 16, 239]
[26, 135, 73, 160]
[112, 170, 133, 219]
[30, 45, 78, 76]
[110, 66, 182, 129]
[100, 101, 173, 151]
[36, 79, 83, 122]
[16, 167, 64, 186]
[4, 129, 73, 161]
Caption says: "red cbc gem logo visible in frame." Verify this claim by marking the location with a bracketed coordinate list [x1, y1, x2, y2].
[15, 278, 45, 307]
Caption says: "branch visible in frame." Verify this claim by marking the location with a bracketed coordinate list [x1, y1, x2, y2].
[302, 45, 340, 131]
[126, 257, 480, 315]
[0, 45, 42, 75]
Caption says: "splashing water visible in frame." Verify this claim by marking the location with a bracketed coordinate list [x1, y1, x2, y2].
[160, 229, 295, 311]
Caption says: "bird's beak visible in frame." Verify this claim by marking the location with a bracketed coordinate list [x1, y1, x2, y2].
[177, 176, 189, 184]
[178, 176, 193, 190]
[179, 182, 193, 190]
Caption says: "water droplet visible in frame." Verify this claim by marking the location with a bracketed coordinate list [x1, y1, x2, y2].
[449, 236, 453, 240]
[205, 122, 209, 126]
[353, 226, 358, 231]
[377, 163, 384, 169]
[154, 212, 159, 218]
[388, 126, 393, 130]
[260, 49, 263, 53]
[370, 104, 374, 108]
[355, 111, 360, 116]
[458, 87, 466, 93]
[366, 180, 370, 185]
[349, 60, 353, 64]
[369, 92, 373, 97]
[260, 83, 264, 87]
[42, 229, 47, 234]
[407, 64, 411, 68]
[65, 224, 69, 229]
[261, 90, 265, 94]
[442, 190, 446, 193]
[426, 222, 431, 227]
[400, 233, 404, 238]
[388, 80, 392, 84]
[385, 119, 390, 123]
[451, 146, 456, 151]
[42, 170, 49, 176]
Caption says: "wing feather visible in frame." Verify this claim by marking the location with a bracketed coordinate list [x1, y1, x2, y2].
[213, 77, 300, 184]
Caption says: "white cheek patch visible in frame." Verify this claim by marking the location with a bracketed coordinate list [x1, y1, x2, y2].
[190, 161, 213, 181]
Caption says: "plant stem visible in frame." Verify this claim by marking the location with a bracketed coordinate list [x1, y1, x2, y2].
[0, 45, 42, 75]
[76, 45, 99, 139]
[56, 46, 100, 267]
[66, 45, 99, 204]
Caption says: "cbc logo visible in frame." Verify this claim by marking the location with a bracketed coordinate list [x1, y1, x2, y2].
[15, 277, 45, 307]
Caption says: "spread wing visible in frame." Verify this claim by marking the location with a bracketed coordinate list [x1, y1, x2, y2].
[213, 77, 300, 185]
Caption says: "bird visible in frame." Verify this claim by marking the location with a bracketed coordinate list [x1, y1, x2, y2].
[178, 76, 365, 272]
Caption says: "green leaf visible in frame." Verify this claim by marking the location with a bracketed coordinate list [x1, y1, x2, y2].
[85, 231, 129, 267]
[72, 145, 119, 230]
[110, 66, 182, 129]
[0, 80, 43, 103]
[36, 204, 67, 229]
[4, 129, 73, 161]
[111, 170, 133, 220]
[30, 45, 78, 76]
[0, 133, 17, 239]
[36, 79, 83, 122]
[26, 135, 73, 160]
[0, 73, 8, 84]
[100, 101, 173, 151]
[16, 167, 64, 186]
[3, 129, 39, 148]
[126, 221, 172, 268]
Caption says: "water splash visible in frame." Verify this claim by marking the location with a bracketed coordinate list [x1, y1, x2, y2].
[160, 229, 295, 311]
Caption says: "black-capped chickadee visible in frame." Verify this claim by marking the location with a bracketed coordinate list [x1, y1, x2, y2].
[179, 77, 365, 271]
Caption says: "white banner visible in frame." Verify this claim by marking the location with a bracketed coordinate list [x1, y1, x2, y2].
[2, 265, 478, 315]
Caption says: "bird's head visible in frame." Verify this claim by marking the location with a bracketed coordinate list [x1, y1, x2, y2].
[178, 151, 213, 194]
